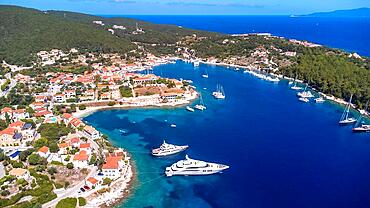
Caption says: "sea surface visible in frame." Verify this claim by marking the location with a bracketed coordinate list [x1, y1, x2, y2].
[84, 61, 370, 208]
[104, 15, 370, 57]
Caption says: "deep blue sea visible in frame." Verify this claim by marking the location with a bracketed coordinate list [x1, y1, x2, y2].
[104, 15, 370, 57]
[84, 61, 370, 208]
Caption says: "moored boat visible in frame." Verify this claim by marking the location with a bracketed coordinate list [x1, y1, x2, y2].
[165, 155, 229, 176]
[152, 140, 188, 157]
[315, 97, 325, 103]
[212, 84, 226, 99]
[186, 106, 195, 112]
[299, 97, 309, 103]
[339, 94, 357, 125]
[352, 100, 369, 133]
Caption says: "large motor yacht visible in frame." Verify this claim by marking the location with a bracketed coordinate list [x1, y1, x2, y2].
[152, 140, 188, 157]
[165, 155, 229, 176]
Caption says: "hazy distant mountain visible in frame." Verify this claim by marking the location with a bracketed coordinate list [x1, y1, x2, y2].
[301, 7, 370, 17]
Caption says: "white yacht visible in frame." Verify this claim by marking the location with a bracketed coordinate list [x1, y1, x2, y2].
[165, 155, 229, 176]
[152, 141, 188, 157]
[299, 97, 309, 103]
[194, 94, 206, 111]
[352, 100, 369, 133]
[213, 84, 225, 99]
[170, 124, 177, 128]
[193, 61, 200, 67]
[339, 94, 357, 125]
[297, 85, 314, 98]
[353, 125, 370, 133]
[290, 76, 302, 90]
[186, 106, 195, 112]
[314, 97, 325, 103]
[291, 85, 303, 90]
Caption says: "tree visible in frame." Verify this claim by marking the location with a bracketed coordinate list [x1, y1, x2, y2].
[66, 162, 74, 169]
[48, 142, 59, 153]
[33, 138, 48, 149]
[102, 177, 112, 186]
[0, 120, 7, 131]
[88, 153, 97, 165]
[47, 167, 58, 175]
[28, 154, 42, 165]
[19, 149, 32, 161]
[78, 105, 86, 110]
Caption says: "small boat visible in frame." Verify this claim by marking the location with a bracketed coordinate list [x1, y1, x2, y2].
[186, 106, 195, 112]
[339, 94, 357, 125]
[193, 61, 200, 67]
[288, 81, 293, 85]
[152, 140, 188, 157]
[202, 68, 209, 78]
[212, 84, 226, 99]
[165, 155, 229, 177]
[314, 97, 325, 103]
[299, 97, 309, 103]
[267, 76, 280, 82]
[353, 125, 370, 133]
[170, 124, 177, 128]
[290, 75, 302, 90]
[194, 94, 206, 111]
[297, 84, 314, 98]
[352, 100, 369, 133]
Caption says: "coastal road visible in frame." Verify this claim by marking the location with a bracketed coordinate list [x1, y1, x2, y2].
[42, 166, 98, 208]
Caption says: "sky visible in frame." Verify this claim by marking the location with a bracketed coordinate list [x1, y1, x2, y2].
[0, 0, 369, 15]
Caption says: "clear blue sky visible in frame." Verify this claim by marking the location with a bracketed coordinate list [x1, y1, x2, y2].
[0, 0, 369, 15]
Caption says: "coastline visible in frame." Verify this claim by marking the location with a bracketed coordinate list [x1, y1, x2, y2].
[196, 59, 370, 118]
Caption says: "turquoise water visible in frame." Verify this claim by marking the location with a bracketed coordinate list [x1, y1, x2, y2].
[84, 61, 370, 208]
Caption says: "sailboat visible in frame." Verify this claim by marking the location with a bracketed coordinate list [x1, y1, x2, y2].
[202, 68, 209, 78]
[194, 94, 206, 110]
[212, 84, 225, 99]
[297, 84, 314, 98]
[352, 100, 370, 133]
[290, 75, 302, 90]
[339, 94, 357, 125]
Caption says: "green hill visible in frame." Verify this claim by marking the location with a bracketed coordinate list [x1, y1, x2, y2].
[0, 6, 217, 66]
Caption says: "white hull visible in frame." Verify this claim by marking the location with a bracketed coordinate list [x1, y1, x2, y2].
[353, 125, 370, 133]
[299, 97, 309, 103]
[202, 74, 208, 78]
[165, 155, 229, 177]
[315, 98, 325, 103]
[194, 104, 206, 111]
[186, 106, 195, 112]
[339, 118, 357, 125]
[152, 145, 188, 157]
[291, 86, 302, 90]
[166, 168, 227, 176]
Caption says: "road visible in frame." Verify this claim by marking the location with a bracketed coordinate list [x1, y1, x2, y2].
[0, 73, 16, 98]
[0, 162, 4, 178]
[42, 166, 98, 208]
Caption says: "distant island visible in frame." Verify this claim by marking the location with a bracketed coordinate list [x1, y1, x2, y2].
[300, 7, 370, 17]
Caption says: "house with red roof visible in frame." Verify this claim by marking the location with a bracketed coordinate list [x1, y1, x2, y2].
[0, 127, 20, 147]
[73, 150, 90, 168]
[83, 125, 100, 140]
[69, 118, 85, 128]
[79, 143, 91, 154]
[0, 107, 13, 120]
[13, 109, 28, 121]
[61, 113, 74, 124]
[37, 146, 50, 158]
[86, 177, 101, 189]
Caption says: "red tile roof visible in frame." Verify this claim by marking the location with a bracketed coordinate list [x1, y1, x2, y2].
[73, 150, 89, 161]
[38, 146, 49, 154]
